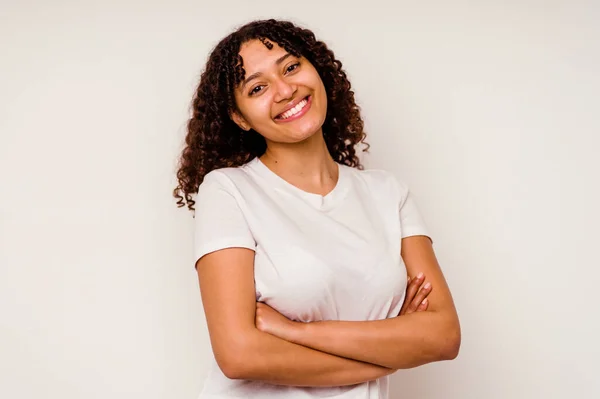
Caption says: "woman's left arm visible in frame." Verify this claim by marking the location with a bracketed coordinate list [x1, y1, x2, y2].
[257, 235, 461, 370]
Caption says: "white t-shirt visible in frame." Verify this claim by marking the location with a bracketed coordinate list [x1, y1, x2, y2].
[194, 157, 430, 399]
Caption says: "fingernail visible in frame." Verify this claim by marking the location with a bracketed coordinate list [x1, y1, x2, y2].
[424, 282, 431, 289]
[422, 298, 428, 304]
[417, 272, 424, 279]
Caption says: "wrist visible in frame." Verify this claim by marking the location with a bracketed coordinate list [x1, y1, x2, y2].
[287, 320, 308, 344]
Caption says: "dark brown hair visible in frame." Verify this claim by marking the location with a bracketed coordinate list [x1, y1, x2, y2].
[173, 19, 369, 211]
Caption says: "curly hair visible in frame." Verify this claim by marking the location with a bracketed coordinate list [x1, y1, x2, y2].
[173, 19, 369, 211]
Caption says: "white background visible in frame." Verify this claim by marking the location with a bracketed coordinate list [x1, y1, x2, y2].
[1, 1, 599, 398]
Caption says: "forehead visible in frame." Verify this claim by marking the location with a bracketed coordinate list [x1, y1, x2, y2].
[238, 39, 289, 71]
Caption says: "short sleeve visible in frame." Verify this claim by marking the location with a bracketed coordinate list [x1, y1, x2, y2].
[193, 172, 256, 267]
[396, 179, 432, 242]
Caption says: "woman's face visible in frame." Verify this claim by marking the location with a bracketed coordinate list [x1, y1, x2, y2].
[231, 39, 328, 144]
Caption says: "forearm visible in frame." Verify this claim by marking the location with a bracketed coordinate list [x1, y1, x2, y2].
[225, 328, 394, 386]
[287, 311, 461, 369]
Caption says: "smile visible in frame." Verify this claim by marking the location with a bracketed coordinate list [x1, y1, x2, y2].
[274, 96, 312, 122]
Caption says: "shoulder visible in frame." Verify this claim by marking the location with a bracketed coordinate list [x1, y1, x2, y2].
[197, 161, 256, 196]
[345, 166, 409, 200]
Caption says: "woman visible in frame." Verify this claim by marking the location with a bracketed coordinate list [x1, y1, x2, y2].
[174, 19, 460, 399]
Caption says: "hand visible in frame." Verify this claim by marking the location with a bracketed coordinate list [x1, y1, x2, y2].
[255, 302, 298, 341]
[399, 272, 432, 315]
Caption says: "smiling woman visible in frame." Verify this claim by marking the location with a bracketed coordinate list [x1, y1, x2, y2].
[231, 39, 328, 145]
[173, 19, 460, 399]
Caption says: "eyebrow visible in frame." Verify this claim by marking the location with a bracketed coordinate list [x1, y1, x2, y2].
[241, 53, 294, 89]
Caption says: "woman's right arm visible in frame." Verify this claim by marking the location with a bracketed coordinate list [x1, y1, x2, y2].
[196, 247, 394, 387]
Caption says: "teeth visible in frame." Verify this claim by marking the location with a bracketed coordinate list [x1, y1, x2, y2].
[279, 98, 308, 120]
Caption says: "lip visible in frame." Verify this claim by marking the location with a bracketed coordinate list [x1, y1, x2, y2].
[274, 96, 312, 123]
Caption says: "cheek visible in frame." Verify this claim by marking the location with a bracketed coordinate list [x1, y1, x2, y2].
[315, 88, 328, 121]
[319, 90, 327, 113]
[241, 97, 274, 125]
[314, 79, 327, 109]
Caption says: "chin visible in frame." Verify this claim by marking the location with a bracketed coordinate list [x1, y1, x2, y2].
[288, 122, 324, 143]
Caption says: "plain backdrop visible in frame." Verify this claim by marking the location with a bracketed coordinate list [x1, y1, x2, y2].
[1, 1, 599, 398]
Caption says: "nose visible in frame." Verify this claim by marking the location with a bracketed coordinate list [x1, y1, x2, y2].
[272, 77, 296, 102]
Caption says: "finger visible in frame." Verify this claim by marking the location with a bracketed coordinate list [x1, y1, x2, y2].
[410, 282, 432, 312]
[417, 298, 429, 312]
[400, 273, 425, 315]
[401, 274, 424, 314]
[399, 277, 419, 315]
[406, 281, 431, 314]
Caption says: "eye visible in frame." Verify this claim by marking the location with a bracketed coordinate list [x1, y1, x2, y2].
[286, 63, 300, 73]
[249, 85, 265, 96]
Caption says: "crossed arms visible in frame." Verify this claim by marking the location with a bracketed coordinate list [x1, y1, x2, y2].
[195, 235, 461, 386]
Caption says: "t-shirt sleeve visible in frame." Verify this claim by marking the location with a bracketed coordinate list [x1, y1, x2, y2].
[193, 172, 256, 268]
[395, 178, 432, 241]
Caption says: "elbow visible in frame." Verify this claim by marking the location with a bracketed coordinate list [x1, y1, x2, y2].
[218, 356, 245, 380]
[213, 339, 252, 380]
[439, 322, 461, 361]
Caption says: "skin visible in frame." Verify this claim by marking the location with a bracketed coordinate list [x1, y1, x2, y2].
[255, 236, 461, 369]
[196, 39, 460, 385]
[231, 39, 337, 195]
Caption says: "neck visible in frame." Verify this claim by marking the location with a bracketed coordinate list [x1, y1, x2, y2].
[260, 131, 338, 193]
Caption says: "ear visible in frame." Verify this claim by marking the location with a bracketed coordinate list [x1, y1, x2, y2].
[230, 110, 251, 131]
